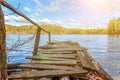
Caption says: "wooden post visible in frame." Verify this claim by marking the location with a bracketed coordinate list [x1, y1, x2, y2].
[0, 3, 7, 80]
[33, 27, 41, 55]
[48, 32, 51, 42]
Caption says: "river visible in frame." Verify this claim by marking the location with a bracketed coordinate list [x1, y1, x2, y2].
[7, 34, 120, 80]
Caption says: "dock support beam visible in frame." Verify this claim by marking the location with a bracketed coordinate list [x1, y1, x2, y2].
[0, 3, 7, 80]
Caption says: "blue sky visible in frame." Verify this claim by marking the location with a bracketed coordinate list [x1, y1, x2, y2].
[3, 0, 120, 28]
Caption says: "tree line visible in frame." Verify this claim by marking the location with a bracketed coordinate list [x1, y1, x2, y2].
[5, 24, 106, 34]
[6, 18, 120, 34]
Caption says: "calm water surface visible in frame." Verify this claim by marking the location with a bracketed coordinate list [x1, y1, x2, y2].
[7, 34, 120, 80]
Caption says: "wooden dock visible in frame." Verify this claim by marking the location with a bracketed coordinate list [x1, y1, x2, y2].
[0, 1, 113, 80]
[7, 41, 113, 80]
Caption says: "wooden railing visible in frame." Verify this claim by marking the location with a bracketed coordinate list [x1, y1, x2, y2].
[33, 27, 51, 55]
[0, 1, 51, 79]
[0, 0, 51, 56]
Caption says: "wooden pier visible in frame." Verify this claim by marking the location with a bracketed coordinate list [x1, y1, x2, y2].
[7, 41, 113, 80]
[0, 1, 113, 80]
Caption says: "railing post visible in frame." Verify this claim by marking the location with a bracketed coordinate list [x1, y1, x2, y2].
[48, 32, 51, 42]
[33, 27, 41, 55]
[0, 3, 7, 80]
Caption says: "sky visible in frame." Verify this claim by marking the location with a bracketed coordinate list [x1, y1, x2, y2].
[2, 0, 120, 28]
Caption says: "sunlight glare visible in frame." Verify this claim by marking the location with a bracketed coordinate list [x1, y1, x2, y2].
[80, 0, 109, 11]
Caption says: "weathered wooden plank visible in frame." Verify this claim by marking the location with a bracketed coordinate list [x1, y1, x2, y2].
[39, 54, 75, 57]
[48, 41, 78, 45]
[7, 63, 22, 69]
[76, 51, 96, 70]
[40, 51, 74, 54]
[17, 64, 87, 72]
[8, 70, 88, 79]
[31, 61, 77, 65]
[7, 63, 82, 71]
[31, 54, 75, 59]
[40, 77, 52, 80]
[26, 56, 75, 61]
[40, 48, 83, 52]
[81, 50, 97, 70]
[39, 44, 70, 49]
[82, 49, 113, 80]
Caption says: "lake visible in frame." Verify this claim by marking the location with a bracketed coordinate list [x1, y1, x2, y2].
[7, 34, 120, 80]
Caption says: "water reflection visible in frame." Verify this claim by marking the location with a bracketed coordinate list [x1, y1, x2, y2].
[105, 35, 120, 79]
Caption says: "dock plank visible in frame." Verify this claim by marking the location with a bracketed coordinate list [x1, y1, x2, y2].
[31, 60, 77, 65]
[76, 51, 93, 70]
[40, 48, 83, 52]
[40, 51, 73, 54]
[31, 54, 75, 59]
[39, 54, 75, 57]
[26, 56, 75, 61]
[8, 70, 88, 79]
[39, 44, 71, 49]
[40, 51, 74, 54]
[82, 50, 97, 70]
[18, 64, 87, 72]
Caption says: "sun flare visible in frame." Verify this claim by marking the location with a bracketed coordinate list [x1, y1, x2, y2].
[80, 0, 109, 11]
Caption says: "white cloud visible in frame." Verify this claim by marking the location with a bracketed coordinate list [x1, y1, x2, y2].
[32, 18, 63, 26]
[45, 0, 65, 12]
[55, 20, 62, 25]
[67, 18, 76, 23]
[5, 15, 28, 23]
[33, 0, 65, 13]
[24, 7, 31, 12]
[40, 18, 52, 24]
[5, 15, 63, 26]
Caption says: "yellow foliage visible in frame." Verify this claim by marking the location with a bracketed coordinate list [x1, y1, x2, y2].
[107, 17, 120, 34]
[6, 24, 107, 34]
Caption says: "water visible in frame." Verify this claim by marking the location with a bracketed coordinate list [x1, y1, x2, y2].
[7, 34, 120, 80]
